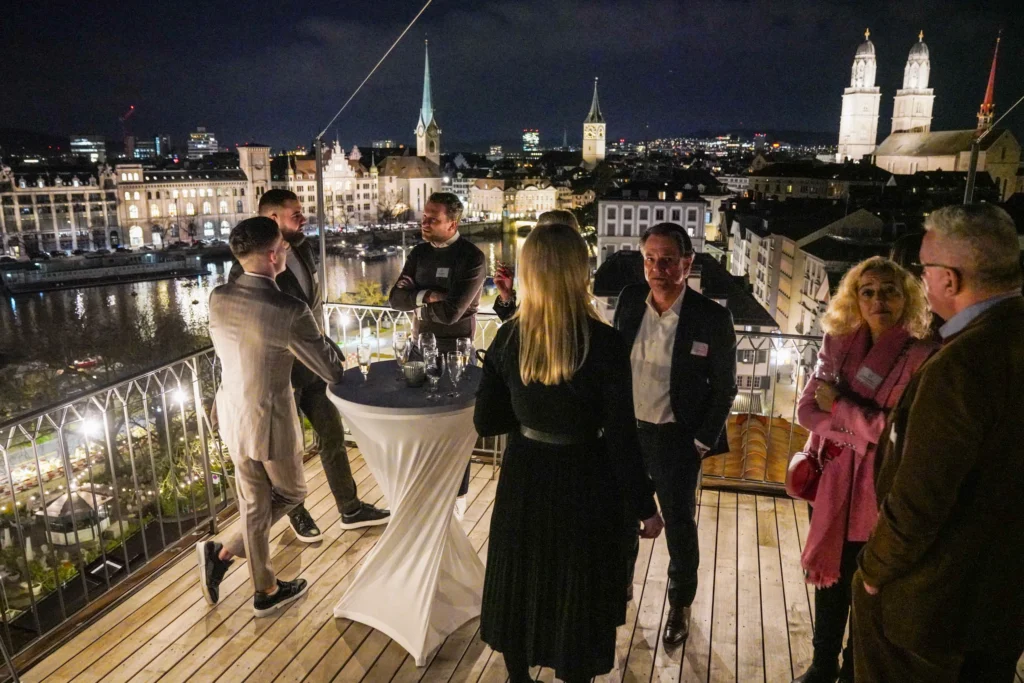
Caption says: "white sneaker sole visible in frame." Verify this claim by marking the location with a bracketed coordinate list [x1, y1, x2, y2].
[253, 581, 309, 617]
[196, 542, 216, 606]
[338, 516, 390, 531]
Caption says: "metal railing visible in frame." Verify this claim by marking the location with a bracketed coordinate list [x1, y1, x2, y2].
[0, 349, 241, 665]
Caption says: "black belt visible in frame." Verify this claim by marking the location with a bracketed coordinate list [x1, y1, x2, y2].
[520, 426, 604, 445]
[636, 420, 680, 430]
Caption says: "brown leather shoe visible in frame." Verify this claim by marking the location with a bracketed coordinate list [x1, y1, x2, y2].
[663, 605, 691, 646]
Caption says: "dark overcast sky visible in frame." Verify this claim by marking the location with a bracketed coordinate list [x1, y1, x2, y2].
[2, 0, 1022, 150]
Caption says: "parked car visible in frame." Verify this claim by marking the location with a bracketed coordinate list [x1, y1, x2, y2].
[71, 249, 87, 256]
[115, 247, 133, 253]
[0, 256, 16, 263]
[94, 249, 111, 255]
[49, 250, 67, 258]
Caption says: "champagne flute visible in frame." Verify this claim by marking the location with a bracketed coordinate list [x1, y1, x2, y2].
[424, 350, 443, 400]
[393, 331, 409, 380]
[456, 337, 473, 367]
[357, 343, 372, 380]
[446, 351, 464, 398]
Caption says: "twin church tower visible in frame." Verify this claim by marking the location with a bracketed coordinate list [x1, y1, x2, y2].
[836, 29, 1002, 162]
[837, 30, 935, 162]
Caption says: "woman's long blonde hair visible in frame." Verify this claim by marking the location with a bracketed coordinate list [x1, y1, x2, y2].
[515, 223, 602, 385]
[821, 256, 932, 339]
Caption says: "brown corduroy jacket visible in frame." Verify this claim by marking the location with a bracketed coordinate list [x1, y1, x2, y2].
[858, 295, 1024, 656]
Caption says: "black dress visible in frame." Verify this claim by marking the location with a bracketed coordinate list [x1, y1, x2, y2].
[474, 318, 657, 681]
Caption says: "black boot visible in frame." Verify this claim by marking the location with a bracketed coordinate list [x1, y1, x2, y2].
[837, 654, 853, 683]
[792, 658, 839, 683]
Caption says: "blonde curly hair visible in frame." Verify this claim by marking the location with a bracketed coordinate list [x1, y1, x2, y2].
[820, 256, 932, 339]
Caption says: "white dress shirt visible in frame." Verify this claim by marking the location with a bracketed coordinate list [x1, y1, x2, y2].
[630, 287, 709, 453]
[631, 289, 684, 424]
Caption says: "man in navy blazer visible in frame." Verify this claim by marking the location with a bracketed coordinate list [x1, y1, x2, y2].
[614, 223, 737, 647]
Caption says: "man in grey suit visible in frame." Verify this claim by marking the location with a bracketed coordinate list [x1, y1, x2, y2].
[197, 216, 345, 617]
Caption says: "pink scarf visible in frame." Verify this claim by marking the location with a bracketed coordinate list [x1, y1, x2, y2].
[802, 324, 912, 588]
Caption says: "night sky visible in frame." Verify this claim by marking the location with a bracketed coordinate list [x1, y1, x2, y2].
[4, 0, 1022, 150]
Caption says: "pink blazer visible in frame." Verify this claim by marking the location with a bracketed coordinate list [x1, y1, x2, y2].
[797, 331, 936, 540]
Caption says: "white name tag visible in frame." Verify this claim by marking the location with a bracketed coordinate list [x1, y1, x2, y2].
[436, 267, 450, 278]
[691, 341, 709, 357]
[889, 426, 897, 445]
[855, 365, 884, 391]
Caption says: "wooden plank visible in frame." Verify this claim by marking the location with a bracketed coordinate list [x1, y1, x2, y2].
[775, 498, 814, 679]
[756, 496, 790, 683]
[709, 492, 737, 683]
[681, 489, 719, 683]
[736, 494, 764, 683]
[33, 460, 344, 683]
[624, 533, 670, 683]
[317, 628, 391, 682]
[791, 499, 815, 626]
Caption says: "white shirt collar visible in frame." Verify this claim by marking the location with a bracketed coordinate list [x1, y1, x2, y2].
[644, 286, 686, 319]
[429, 231, 461, 248]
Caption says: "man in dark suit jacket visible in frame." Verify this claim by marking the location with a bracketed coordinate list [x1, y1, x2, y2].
[614, 222, 737, 647]
[853, 204, 1024, 682]
[229, 190, 389, 541]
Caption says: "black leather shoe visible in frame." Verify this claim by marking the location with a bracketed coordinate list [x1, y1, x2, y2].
[792, 660, 839, 683]
[340, 502, 391, 530]
[288, 506, 322, 543]
[253, 578, 308, 617]
[662, 605, 691, 646]
[196, 541, 232, 606]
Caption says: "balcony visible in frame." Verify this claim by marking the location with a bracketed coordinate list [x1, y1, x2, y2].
[0, 304, 984, 682]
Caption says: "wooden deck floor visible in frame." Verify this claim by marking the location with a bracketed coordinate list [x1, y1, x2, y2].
[20, 451, 1024, 683]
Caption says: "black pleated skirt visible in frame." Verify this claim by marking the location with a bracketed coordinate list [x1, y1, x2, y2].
[480, 433, 630, 681]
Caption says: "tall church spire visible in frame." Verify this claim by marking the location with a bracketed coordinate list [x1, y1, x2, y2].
[585, 78, 604, 123]
[419, 40, 434, 129]
[415, 39, 441, 166]
[582, 77, 606, 168]
[977, 32, 1001, 131]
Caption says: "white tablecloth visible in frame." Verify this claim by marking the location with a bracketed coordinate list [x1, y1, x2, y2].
[327, 370, 485, 666]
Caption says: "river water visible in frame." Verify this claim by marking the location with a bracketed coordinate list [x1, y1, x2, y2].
[0, 233, 523, 421]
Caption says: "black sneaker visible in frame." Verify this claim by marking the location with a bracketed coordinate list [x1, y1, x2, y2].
[288, 506, 322, 543]
[339, 502, 391, 530]
[253, 578, 308, 617]
[196, 541, 232, 606]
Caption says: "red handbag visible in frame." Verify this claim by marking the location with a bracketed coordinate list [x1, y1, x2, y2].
[786, 439, 843, 502]
[786, 450, 822, 502]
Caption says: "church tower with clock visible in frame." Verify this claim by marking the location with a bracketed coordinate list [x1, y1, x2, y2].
[582, 78, 606, 169]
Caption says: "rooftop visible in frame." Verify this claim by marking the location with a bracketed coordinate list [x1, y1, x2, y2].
[751, 161, 891, 182]
[801, 235, 891, 264]
[874, 128, 1014, 157]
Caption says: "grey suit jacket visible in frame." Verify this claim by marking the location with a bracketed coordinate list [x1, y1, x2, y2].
[209, 273, 345, 462]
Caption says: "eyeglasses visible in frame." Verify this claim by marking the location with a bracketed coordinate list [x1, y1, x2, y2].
[912, 262, 962, 279]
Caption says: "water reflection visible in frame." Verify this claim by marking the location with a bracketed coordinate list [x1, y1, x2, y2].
[0, 234, 519, 421]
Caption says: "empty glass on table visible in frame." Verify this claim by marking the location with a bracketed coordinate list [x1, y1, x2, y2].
[446, 351, 465, 398]
[357, 343, 372, 380]
[425, 350, 443, 399]
[394, 331, 411, 380]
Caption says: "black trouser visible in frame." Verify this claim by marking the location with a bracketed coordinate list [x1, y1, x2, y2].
[627, 421, 702, 608]
[810, 530, 864, 668]
[289, 378, 361, 518]
[458, 464, 470, 497]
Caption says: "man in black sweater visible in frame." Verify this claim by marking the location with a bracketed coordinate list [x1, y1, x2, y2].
[389, 192, 486, 516]
[229, 190, 389, 541]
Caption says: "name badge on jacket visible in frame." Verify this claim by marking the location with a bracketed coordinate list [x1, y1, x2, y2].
[436, 267, 450, 279]
[855, 365, 883, 391]
[691, 341, 709, 357]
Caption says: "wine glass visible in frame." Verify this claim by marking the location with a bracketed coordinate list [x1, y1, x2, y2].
[456, 337, 473, 367]
[357, 343, 372, 380]
[393, 331, 409, 380]
[446, 351, 464, 398]
[424, 350, 443, 399]
[418, 332, 437, 359]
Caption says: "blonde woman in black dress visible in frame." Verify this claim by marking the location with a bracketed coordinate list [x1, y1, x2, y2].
[475, 223, 664, 683]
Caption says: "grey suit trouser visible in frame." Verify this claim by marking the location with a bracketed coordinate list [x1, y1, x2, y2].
[223, 452, 307, 593]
